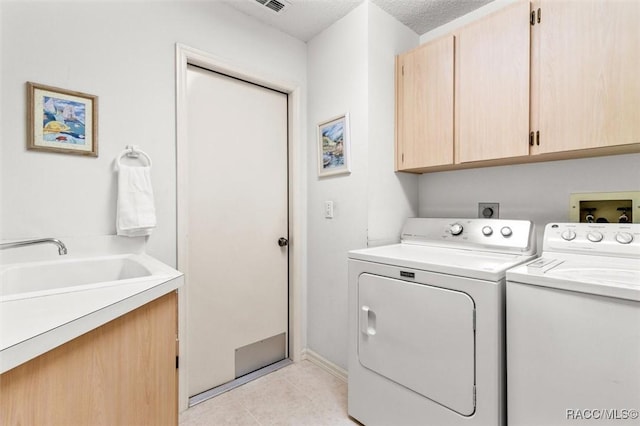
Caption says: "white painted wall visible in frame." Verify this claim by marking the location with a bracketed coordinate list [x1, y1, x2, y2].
[418, 154, 640, 248]
[306, 2, 418, 369]
[0, 1, 306, 267]
[307, 3, 369, 370]
[0, 3, 3, 233]
[367, 3, 419, 247]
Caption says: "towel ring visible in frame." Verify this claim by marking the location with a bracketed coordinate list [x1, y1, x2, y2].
[116, 145, 152, 168]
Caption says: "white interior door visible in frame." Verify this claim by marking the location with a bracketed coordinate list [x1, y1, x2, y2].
[185, 65, 289, 397]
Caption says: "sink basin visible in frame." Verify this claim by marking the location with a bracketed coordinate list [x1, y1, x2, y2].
[0, 254, 165, 301]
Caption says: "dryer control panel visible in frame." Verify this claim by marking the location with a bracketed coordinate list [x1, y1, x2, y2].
[543, 223, 640, 259]
[400, 218, 536, 255]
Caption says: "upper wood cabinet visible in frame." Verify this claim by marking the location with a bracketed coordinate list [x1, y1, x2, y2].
[456, 1, 531, 164]
[395, 0, 640, 173]
[530, 0, 640, 155]
[396, 35, 454, 171]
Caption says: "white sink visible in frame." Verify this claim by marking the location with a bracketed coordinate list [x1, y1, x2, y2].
[0, 254, 172, 302]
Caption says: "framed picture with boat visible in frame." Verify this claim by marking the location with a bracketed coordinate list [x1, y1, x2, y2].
[27, 82, 98, 156]
[317, 113, 351, 177]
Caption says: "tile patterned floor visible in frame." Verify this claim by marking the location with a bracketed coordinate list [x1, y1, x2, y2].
[180, 360, 361, 426]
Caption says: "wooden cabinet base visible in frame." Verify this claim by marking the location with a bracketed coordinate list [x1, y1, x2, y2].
[1, 292, 178, 426]
[398, 143, 640, 174]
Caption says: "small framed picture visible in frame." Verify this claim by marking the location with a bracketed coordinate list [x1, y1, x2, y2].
[27, 82, 98, 157]
[317, 113, 351, 177]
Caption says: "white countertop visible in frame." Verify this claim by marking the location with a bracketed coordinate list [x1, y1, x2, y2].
[0, 237, 183, 374]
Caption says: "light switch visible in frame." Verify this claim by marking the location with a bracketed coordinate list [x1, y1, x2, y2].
[324, 201, 334, 219]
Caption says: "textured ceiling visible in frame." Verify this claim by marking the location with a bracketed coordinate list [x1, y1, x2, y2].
[222, 0, 494, 42]
[371, 0, 494, 36]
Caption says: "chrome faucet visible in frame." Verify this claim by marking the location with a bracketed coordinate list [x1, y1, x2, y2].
[0, 238, 68, 255]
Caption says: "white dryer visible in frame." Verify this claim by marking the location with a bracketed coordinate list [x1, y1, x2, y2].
[507, 223, 640, 426]
[348, 218, 537, 426]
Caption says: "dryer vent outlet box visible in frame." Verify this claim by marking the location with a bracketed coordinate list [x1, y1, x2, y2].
[478, 203, 499, 219]
[570, 191, 640, 224]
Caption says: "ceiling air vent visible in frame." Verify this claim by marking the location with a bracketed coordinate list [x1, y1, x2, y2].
[254, 0, 290, 13]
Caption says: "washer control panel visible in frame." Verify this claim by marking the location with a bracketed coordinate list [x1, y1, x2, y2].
[544, 223, 640, 258]
[401, 218, 536, 254]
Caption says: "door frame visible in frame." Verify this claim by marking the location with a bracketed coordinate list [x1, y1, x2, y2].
[175, 43, 305, 412]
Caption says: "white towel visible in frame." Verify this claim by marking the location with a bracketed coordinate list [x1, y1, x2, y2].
[116, 165, 156, 237]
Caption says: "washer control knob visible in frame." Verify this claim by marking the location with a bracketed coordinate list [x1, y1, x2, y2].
[615, 232, 633, 244]
[587, 231, 604, 242]
[450, 223, 464, 236]
[500, 226, 513, 237]
[482, 226, 493, 236]
[561, 230, 576, 241]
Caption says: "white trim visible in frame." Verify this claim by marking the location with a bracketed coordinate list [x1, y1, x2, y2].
[302, 348, 348, 383]
[175, 43, 305, 412]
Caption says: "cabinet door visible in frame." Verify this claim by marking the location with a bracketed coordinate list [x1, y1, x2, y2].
[396, 35, 454, 171]
[358, 274, 476, 416]
[456, 1, 531, 163]
[532, 0, 640, 154]
[0, 293, 178, 426]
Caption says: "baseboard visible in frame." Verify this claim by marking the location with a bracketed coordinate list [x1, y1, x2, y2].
[301, 348, 348, 382]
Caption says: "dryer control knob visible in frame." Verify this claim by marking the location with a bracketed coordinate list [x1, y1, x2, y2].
[615, 232, 633, 244]
[587, 231, 604, 242]
[561, 230, 576, 241]
[450, 223, 464, 236]
[482, 226, 493, 236]
[500, 226, 513, 237]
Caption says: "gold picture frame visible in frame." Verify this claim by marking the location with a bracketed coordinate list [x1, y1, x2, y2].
[27, 82, 98, 157]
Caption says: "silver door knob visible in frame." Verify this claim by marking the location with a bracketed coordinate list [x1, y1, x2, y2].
[278, 237, 289, 247]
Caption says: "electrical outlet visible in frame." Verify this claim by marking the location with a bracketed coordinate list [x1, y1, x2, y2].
[478, 202, 499, 219]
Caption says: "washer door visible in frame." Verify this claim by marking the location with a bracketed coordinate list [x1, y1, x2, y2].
[358, 273, 476, 415]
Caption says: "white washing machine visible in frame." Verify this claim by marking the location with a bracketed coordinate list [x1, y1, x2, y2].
[507, 222, 640, 426]
[348, 218, 537, 426]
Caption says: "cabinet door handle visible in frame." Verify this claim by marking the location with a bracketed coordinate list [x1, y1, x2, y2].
[529, 131, 534, 146]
